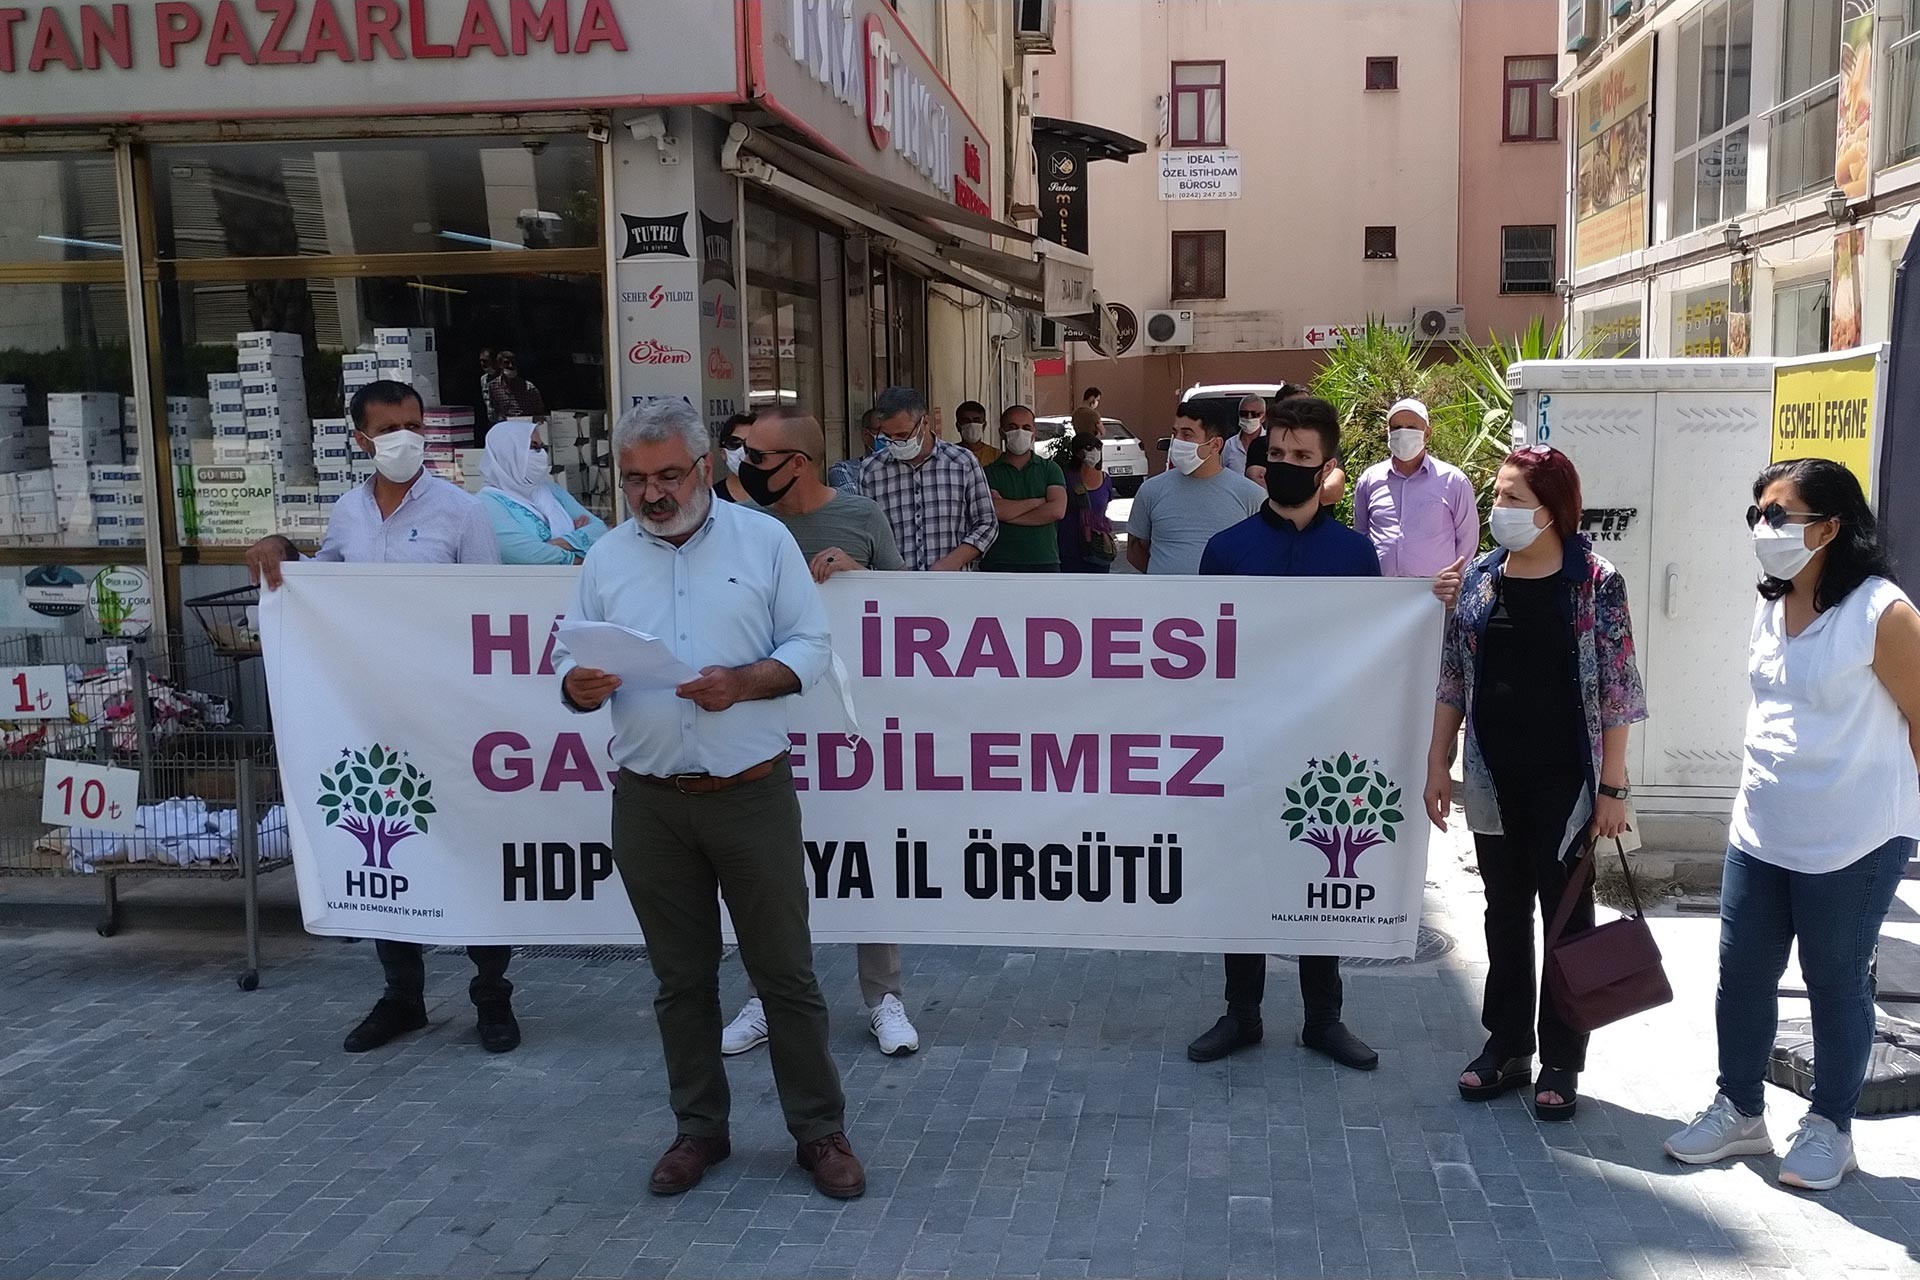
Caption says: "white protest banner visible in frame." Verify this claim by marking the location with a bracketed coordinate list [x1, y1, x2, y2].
[262, 565, 1442, 958]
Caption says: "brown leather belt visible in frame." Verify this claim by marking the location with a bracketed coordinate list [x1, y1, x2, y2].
[631, 754, 783, 795]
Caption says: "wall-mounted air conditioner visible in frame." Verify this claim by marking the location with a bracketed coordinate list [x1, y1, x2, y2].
[1143, 309, 1194, 347]
[1411, 304, 1468, 344]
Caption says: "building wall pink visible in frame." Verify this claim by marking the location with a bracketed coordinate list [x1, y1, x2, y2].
[1456, 0, 1567, 343]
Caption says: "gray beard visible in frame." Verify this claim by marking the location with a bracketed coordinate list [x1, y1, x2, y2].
[639, 482, 713, 539]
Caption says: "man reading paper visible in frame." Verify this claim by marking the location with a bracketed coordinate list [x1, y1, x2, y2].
[553, 399, 866, 1202]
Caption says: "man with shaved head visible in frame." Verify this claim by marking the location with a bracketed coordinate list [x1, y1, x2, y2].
[721, 406, 919, 1060]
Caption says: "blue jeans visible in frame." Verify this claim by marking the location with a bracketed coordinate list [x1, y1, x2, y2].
[1716, 836, 1913, 1130]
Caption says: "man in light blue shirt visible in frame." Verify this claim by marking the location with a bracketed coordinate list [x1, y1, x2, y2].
[248, 381, 517, 1059]
[555, 399, 865, 1202]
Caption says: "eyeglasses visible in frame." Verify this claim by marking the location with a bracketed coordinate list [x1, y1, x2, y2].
[740, 445, 810, 467]
[1745, 502, 1829, 530]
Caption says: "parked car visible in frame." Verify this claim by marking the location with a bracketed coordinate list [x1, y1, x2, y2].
[1035, 415, 1149, 495]
[1178, 380, 1309, 424]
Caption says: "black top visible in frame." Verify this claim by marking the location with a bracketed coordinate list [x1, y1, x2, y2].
[1474, 571, 1585, 784]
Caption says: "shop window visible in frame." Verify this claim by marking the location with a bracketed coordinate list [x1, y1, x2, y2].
[1500, 226, 1556, 294]
[1364, 226, 1398, 260]
[0, 151, 132, 554]
[746, 203, 827, 419]
[140, 133, 608, 554]
[1366, 57, 1399, 91]
[1171, 231, 1227, 300]
[1171, 62, 1227, 147]
[1670, 0, 1754, 237]
[1772, 276, 1832, 356]
[1580, 302, 1643, 358]
[1671, 282, 1731, 357]
[149, 136, 600, 261]
[1767, 0, 1842, 205]
[1504, 56, 1559, 141]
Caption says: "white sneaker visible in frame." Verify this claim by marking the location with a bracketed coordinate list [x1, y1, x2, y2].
[1779, 1113, 1857, 1191]
[721, 997, 767, 1055]
[1664, 1093, 1774, 1164]
[869, 994, 919, 1056]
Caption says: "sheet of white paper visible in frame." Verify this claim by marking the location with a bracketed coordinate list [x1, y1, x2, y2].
[555, 619, 701, 691]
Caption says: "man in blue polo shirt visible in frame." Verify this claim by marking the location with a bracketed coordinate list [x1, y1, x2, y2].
[1189, 396, 1462, 1072]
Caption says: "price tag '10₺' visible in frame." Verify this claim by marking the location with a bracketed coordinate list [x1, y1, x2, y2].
[42, 758, 139, 835]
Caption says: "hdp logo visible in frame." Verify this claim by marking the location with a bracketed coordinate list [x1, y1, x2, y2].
[1282, 752, 1406, 881]
[319, 744, 435, 870]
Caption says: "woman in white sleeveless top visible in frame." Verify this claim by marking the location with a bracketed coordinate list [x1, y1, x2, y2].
[1665, 459, 1920, 1191]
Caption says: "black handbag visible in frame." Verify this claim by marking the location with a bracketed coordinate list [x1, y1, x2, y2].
[1542, 836, 1674, 1034]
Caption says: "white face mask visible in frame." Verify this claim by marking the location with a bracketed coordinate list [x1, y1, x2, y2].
[724, 446, 747, 472]
[1168, 438, 1205, 475]
[1489, 504, 1545, 551]
[368, 429, 426, 483]
[959, 422, 985, 443]
[1388, 427, 1426, 462]
[884, 423, 924, 462]
[1752, 523, 1819, 580]
[527, 447, 550, 485]
[1003, 428, 1034, 455]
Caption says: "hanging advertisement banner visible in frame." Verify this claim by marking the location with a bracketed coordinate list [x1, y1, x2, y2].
[1836, 0, 1875, 200]
[1831, 226, 1866, 351]
[1771, 345, 1887, 499]
[1574, 39, 1652, 270]
[1729, 259, 1754, 358]
[261, 566, 1443, 957]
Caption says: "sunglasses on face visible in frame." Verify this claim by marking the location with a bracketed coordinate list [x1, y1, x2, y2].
[1745, 503, 1829, 530]
[740, 445, 810, 468]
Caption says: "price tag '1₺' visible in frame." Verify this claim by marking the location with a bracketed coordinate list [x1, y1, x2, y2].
[0, 665, 70, 721]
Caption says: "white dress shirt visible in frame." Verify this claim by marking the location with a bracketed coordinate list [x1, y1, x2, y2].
[312, 474, 500, 566]
[553, 499, 832, 777]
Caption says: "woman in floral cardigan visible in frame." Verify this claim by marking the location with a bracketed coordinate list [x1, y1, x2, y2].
[1424, 445, 1648, 1122]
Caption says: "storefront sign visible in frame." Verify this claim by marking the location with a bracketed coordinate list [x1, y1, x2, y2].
[706, 348, 735, 380]
[21, 563, 88, 618]
[1084, 303, 1137, 358]
[1041, 143, 1087, 252]
[176, 465, 276, 545]
[1772, 347, 1884, 497]
[700, 213, 736, 285]
[1836, 0, 1873, 200]
[1041, 251, 1093, 318]
[1831, 227, 1865, 351]
[1158, 149, 1241, 200]
[1302, 322, 1411, 350]
[1574, 38, 1651, 271]
[262, 565, 1443, 954]
[0, 0, 740, 123]
[619, 213, 690, 260]
[626, 339, 691, 365]
[765, 0, 990, 212]
[1580, 303, 1641, 358]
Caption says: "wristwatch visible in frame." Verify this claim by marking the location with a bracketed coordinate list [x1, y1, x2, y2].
[1597, 782, 1631, 800]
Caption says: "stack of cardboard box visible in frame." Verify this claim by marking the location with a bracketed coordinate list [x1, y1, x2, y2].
[48, 393, 124, 542]
[165, 395, 210, 467]
[423, 406, 473, 485]
[0, 385, 48, 476]
[373, 328, 441, 405]
[237, 332, 314, 485]
[0, 469, 56, 543]
[208, 372, 248, 464]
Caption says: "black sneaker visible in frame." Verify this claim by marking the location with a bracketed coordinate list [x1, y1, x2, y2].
[1187, 1013, 1263, 1062]
[343, 997, 427, 1053]
[476, 999, 521, 1053]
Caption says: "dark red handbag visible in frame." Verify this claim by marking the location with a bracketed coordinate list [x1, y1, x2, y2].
[1543, 836, 1673, 1034]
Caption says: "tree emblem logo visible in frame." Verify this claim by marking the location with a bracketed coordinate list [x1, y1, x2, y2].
[1282, 753, 1405, 880]
[319, 744, 434, 869]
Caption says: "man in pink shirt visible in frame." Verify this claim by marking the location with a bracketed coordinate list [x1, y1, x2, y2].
[1352, 398, 1480, 577]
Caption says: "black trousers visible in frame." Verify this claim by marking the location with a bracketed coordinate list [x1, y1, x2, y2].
[1472, 765, 1590, 1070]
[1221, 953, 1343, 1030]
[375, 940, 514, 1007]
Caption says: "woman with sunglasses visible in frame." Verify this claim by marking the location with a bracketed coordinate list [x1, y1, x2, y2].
[1665, 459, 1920, 1191]
[1426, 445, 1647, 1121]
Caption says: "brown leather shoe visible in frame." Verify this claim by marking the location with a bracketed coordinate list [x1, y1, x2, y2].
[648, 1134, 730, 1196]
[796, 1132, 866, 1199]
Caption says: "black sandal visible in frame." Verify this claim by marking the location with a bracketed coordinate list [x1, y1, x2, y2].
[1533, 1067, 1578, 1122]
[1458, 1051, 1532, 1101]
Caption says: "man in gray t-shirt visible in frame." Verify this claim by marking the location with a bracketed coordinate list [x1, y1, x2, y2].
[722, 408, 920, 1061]
[1127, 400, 1266, 575]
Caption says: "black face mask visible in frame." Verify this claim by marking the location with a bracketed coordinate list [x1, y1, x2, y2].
[1265, 460, 1323, 508]
[736, 457, 797, 506]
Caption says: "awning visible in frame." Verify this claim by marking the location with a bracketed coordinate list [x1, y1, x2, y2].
[721, 123, 1060, 307]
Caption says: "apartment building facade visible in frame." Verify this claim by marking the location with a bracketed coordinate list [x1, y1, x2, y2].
[1031, 0, 1566, 427]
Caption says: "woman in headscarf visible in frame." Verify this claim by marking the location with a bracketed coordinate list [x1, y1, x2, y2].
[478, 419, 608, 565]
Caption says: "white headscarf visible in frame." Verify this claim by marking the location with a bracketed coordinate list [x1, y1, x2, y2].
[480, 420, 574, 535]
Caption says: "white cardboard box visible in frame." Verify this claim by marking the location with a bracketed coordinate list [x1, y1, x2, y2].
[375, 327, 437, 354]
[0, 384, 27, 409]
[47, 393, 119, 429]
[235, 331, 302, 356]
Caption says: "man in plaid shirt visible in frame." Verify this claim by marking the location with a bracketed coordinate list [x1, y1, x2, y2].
[859, 386, 998, 570]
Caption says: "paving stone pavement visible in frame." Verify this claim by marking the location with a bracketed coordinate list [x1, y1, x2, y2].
[1, 845, 1918, 1280]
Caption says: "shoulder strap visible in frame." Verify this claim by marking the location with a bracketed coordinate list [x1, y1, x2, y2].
[1545, 836, 1642, 951]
